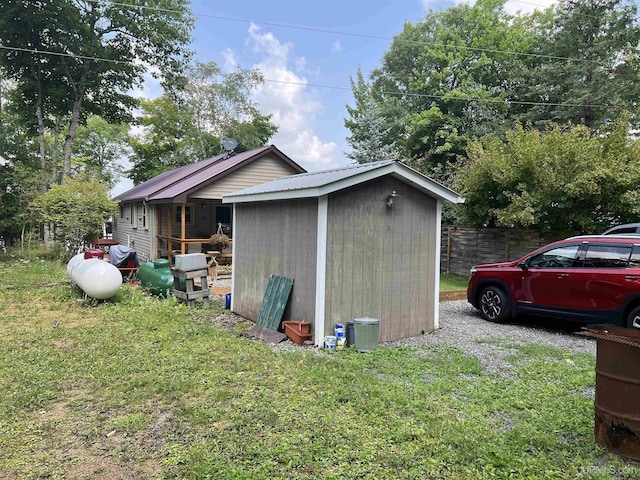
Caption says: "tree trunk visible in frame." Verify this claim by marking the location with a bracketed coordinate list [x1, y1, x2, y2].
[61, 91, 85, 182]
[36, 97, 47, 173]
[51, 125, 60, 184]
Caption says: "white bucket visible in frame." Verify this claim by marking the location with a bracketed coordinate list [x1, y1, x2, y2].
[335, 323, 346, 338]
[324, 335, 336, 350]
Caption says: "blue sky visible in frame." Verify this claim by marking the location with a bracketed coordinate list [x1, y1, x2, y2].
[114, 0, 555, 195]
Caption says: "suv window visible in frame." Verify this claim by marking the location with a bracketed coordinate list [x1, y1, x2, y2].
[629, 246, 640, 266]
[582, 244, 632, 268]
[528, 245, 580, 268]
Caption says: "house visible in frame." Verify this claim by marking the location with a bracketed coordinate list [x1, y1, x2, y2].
[223, 160, 465, 345]
[112, 145, 306, 262]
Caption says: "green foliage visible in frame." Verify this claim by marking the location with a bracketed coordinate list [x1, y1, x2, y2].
[128, 61, 278, 184]
[346, 0, 534, 170]
[72, 115, 131, 188]
[516, 0, 640, 129]
[0, 0, 194, 179]
[31, 178, 117, 258]
[455, 117, 640, 233]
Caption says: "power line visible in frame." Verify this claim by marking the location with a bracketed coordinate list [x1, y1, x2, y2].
[0, 44, 131, 65]
[265, 79, 614, 109]
[85, 0, 607, 65]
[0, 44, 618, 110]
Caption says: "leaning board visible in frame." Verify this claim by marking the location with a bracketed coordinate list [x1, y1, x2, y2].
[255, 275, 294, 331]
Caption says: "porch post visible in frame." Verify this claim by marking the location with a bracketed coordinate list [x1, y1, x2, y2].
[167, 204, 173, 264]
[156, 205, 162, 260]
[180, 203, 186, 254]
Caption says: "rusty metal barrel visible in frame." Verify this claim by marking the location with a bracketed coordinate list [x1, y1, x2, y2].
[583, 325, 640, 460]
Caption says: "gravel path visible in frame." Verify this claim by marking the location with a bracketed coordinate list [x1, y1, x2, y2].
[385, 300, 596, 375]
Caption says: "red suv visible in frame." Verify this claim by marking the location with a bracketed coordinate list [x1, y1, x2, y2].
[467, 235, 640, 328]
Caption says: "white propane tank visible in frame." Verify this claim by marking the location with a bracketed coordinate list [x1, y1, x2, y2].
[67, 254, 122, 299]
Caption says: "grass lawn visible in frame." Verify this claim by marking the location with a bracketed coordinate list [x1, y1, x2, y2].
[439, 273, 469, 291]
[0, 252, 634, 479]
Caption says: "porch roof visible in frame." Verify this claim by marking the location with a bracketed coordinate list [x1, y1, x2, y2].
[114, 145, 305, 204]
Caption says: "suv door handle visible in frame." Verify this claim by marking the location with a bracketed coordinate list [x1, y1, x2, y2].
[625, 275, 640, 281]
[557, 273, 569, 279]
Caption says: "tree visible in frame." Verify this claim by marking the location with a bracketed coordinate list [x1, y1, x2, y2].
[344, 70, 401, 164]
[31, 177, 117, 259]
[345, 0, 535, 171]
[128, 95, 198, 185]
[515, 0, 640, 130]
[0, 0, 193, 182]
[128, 61, 278, 184]
[72, 115, 130, 189]
[454, 117, 640, 234]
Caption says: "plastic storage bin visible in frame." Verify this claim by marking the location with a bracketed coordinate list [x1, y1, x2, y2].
[353, 317, 379, 353]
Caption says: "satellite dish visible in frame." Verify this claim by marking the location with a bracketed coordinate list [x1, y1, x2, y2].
[221, 138, 238, 152]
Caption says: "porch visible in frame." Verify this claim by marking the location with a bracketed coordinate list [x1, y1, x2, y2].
[154, 200, 233, 266]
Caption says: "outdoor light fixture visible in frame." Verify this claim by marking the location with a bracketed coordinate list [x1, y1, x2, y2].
[386, 190, 398, 208]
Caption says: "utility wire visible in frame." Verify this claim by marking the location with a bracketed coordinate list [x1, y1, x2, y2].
[84, 0, 614, 65]
[0, 44, 617, 109]
[268, 79, 613, 109]
[0, 44, 131, 65]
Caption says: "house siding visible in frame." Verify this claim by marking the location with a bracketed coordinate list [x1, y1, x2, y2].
[324, 176, 437, 342]
[112, 201, 155, 262]
[233, 200, 318, 325]
[193, 154, 297, 200]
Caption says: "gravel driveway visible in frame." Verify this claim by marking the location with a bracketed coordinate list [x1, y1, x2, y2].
[385, 300, 597, 376]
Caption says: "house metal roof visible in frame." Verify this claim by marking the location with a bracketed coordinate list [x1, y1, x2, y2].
[223, 160, 464, 204]
[114, 145, 305, 203]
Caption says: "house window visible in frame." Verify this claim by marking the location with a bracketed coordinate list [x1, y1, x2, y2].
[119, 205, 124, 219]
[132, 204, 138, 228]
[174, 203, 194, 225]
[142, 203, 147, 230]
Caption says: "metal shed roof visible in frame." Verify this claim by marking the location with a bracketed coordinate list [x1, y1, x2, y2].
[114, 145, 305, 203]
[223, 160, 464, 204]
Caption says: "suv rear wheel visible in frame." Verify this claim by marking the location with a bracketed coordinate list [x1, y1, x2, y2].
[479, 286, 511, 322]
[626, 306, 640, 329]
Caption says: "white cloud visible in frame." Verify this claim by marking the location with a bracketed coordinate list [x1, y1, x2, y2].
[421, 0, 557, 15]
[245, 23, 339, 171]
[129, 66, 163, 101]
[331, 39, 342, 53]
[222, 48, 238, 71]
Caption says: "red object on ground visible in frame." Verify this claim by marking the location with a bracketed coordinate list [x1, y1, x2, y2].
[282, 321, 312, 345]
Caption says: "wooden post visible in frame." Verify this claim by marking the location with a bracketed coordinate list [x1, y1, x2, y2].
[447, 226, 452, 274]
[505, 229, 510, 261]
[167, 204, 173, 264]
[156, 205, 162, 259]
[180, 203, 186, 254]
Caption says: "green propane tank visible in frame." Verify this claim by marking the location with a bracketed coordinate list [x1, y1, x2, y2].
[137, 259, 174, 296]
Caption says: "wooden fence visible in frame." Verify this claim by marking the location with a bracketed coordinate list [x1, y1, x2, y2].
[440, 226, 568, 276]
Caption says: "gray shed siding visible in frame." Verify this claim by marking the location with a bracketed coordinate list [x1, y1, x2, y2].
[233, 199, 318, 324]
[112, 202, 156, 262]
[324, 176, 437, 342]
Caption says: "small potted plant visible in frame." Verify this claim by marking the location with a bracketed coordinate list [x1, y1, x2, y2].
[208, 233, 230, 252]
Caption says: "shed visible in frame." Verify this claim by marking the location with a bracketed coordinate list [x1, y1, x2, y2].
[223, 160, 465, 345]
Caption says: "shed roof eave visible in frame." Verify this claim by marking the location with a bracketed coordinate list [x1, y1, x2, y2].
[223, 161, 464, 204]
